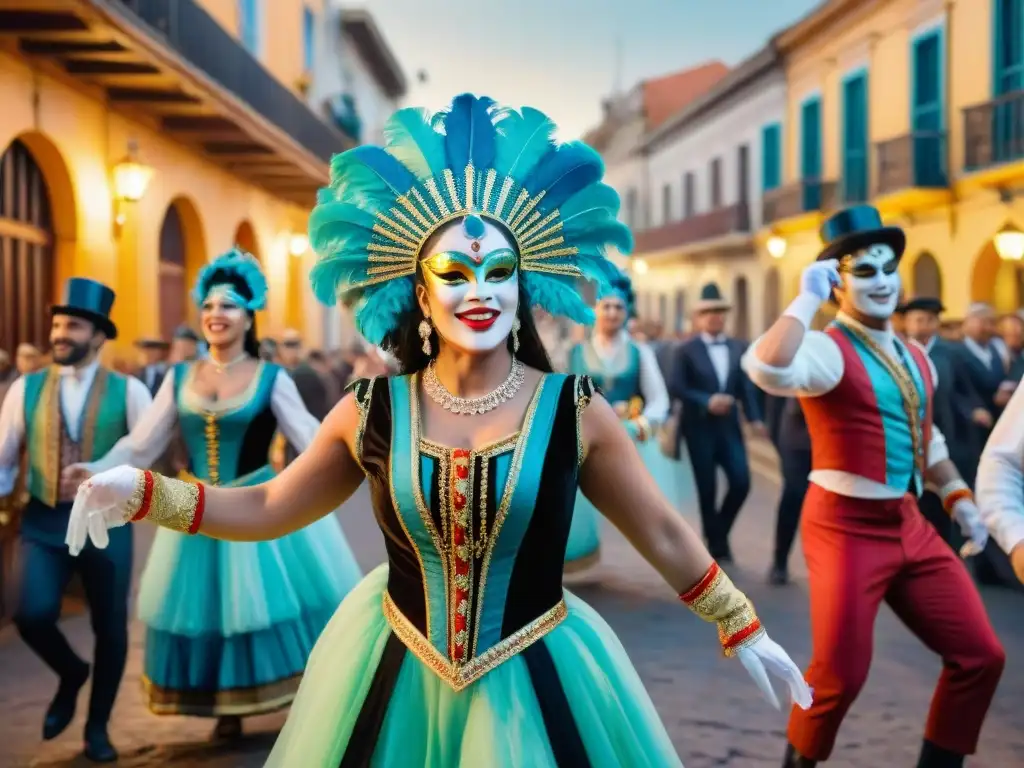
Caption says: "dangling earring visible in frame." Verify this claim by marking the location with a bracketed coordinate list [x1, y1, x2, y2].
[418, 318, 433, 356]
[512, 316, 521, 355]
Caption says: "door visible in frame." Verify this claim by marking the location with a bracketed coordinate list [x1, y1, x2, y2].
[842, 72, 869, 203]
[912, 30, 944, 185]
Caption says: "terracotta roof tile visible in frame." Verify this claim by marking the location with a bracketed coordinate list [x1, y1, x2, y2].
[642, 61, 730, 130]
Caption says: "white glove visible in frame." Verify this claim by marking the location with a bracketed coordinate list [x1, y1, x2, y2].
[65, 466, 141, 556]
[735, 633, 813, 711]
[951, 498, 989, 558]
[799, 259, 842, 302]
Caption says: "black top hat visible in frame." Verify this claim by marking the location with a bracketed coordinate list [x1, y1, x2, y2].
[173, 325, 200, 342]
[817, 205, 906, 263]
[51, 278, 117, 339]
[902, 297, 945, 315]
[694, 282, 731, 312]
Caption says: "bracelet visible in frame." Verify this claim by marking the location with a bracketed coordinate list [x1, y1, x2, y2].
[942, 488, 973, 515]
[680, 562, 765, 656]
[126, 470, 205, 534]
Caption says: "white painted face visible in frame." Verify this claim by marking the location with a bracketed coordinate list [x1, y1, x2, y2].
[838, 243, 902, 319]
[417, 218, 519, 355]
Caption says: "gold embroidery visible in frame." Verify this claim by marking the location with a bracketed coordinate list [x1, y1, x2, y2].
[147, 473, 201, 533]
[384, 591, 567, 692]
[39, 369, 61, 507]
[353, 377, 377, 472]
[79, 368, 109, 461]
[203, 413, 220, 486]
[448, 449, 473, 662]
[575, 376, 592, 467]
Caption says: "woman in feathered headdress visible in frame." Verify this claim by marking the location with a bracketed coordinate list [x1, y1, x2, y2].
[68, 95, 811, 764]
[564, 268, 688, 572]
[62, 249, 361, 737]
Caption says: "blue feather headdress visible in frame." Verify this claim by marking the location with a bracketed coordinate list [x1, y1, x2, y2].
[599, 269, 637, 318]
[191, 248, 268, 312]
[309, 93, 633, 345]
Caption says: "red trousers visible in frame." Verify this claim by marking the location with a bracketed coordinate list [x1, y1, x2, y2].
[787, 485, 1005, 760]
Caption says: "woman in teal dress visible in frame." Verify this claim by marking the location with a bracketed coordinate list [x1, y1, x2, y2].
[67, 250, 361, 738]
[565, 271, 687, 571]
[67, 95, 812, 765]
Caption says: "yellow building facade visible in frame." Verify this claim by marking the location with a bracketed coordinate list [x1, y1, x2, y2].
[762, 0, 1024, 319]
[0, 0, 351, 359]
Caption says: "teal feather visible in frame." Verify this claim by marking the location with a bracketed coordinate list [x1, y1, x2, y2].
[522, 273, 595, 326]
[353, 278, 416, 345]
[330, 146, 416, 203]
[492, 106, 557, 180]
[382, 108, 447, 181]
[558, 184, 621, 221]
[443, 94, 497, 175]
[525, 142, 604, 210]
[191, 248, 268, 311]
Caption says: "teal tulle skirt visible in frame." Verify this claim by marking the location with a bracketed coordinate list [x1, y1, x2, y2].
[136, 512, 362, 716]
[566, 438, 691, 569]
[265, 565, 683, 767]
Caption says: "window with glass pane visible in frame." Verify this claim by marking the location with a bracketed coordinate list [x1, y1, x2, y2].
[842, 73, 869, 203]
[912, 31, 945, 186]
[994, 0, 1024, 162]
[303, 6, 315, 71]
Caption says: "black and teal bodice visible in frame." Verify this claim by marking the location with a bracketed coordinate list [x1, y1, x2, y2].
[569, 340, 641, 405]
[173, 361, 280, 487]
[351, 372, 594, 690]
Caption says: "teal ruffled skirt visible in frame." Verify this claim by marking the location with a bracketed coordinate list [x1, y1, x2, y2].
[566, 438, 691, 570]
[265, 565, 683, 766]
[136, 510, 362, 716]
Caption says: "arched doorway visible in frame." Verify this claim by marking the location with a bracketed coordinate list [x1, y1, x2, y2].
[0, 139, 56, 354]
[234, 220, 259, 258]
[157, 198, 206, 339]
[912, 251, 942, 299]
[763, 267, 781, 331]
[971, 237, 1021, 313]
[733, 275, 750, 340]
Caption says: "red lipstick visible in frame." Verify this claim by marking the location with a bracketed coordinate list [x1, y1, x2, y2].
[455, 308, 499, 331]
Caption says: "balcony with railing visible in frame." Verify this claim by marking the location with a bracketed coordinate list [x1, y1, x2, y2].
[964, 90, 1024, 172]
[762, 179, 838, 226]
[875, 132, 948, 194]
[633, 202, 750, 255]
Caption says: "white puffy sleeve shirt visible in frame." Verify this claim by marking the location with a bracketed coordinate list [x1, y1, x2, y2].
[976, 381, 1024, 554]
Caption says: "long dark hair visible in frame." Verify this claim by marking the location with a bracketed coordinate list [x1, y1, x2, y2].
[199, 268, 261, 359]
[382, 284, 553, 374]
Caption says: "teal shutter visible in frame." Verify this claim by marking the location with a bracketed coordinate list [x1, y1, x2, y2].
[239, 0, 260, 55]
[800, 98, 822, 210]
[994, 0, 1024, 162]
[911, 29, 945, 186]
[302, 7, 315, 71]
[761, 123, 782, 191]
[842, 72, 869, 203]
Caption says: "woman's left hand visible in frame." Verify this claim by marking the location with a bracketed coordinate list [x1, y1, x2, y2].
[735, 633, 813, 710]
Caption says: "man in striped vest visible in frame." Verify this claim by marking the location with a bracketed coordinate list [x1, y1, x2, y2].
[742, 206, 1002, 768]
[0, 278, 152, 762]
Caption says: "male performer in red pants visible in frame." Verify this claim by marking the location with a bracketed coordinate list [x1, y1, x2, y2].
[742, 205, 1004, 768]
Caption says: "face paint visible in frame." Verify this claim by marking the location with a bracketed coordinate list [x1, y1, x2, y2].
[837, 243, 901, 319]
[420, 218, 519, 354]
[201, 284, 250, 346]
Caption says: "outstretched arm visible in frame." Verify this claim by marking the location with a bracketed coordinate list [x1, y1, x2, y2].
[977, 382, 1024, 570]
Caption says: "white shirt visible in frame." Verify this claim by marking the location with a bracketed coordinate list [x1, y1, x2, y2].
[965, 336, 996, 369]
[0, 361, 154, 496]
[741, 309, 949, 499]
[588, 331, 670, 424]
[701, 333, 731, 390]
[976, 381, 1024, 554]
[84, 364, 321, 473]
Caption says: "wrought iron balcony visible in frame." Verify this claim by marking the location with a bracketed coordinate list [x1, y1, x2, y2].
[964, 90, 1024, 171]
[875, 132, 948, 194]
[633, 202, 750, 255]
[762, 179, 838, 225]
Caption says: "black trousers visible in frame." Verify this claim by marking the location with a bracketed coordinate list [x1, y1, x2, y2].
[15, 500, 133, 732]
[685, 430, 751, 554]
[774, 448, 811, 571]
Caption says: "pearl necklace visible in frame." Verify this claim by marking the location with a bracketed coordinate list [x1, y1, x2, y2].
[209, 352, 248, 374]
[422, 359, 526, 415]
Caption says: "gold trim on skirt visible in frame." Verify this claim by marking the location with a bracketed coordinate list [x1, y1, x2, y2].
[141, 673, 301, 718]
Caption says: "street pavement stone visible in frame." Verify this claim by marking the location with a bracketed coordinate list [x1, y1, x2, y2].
[1, 476, 1023, 767]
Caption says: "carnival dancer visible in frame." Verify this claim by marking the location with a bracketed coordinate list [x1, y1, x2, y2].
[0, 278, 154, 762]
[65, 95, 811, 766]
[564, 270, 681, 572]
[742, 205, 1003, 767]
[62, 250, 362, 740]
[976, 378, 1024, 583]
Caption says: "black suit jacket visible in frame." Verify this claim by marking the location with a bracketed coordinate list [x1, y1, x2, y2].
[928, 338, 982, 476]
[140, 364, 168, 397]
[956, 341, 1005, 415]
[670, 336, 761, 439]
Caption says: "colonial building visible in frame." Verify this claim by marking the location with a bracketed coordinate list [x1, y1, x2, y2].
[0, 0, 358, 358]
[763, 0, 1024, 318]
[630, 46, 787, 340]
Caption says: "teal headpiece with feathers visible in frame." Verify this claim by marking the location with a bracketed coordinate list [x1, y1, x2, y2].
[599, 269, 637, 319]
[191, 248, 268, 312]
[308, 93, 633, 345]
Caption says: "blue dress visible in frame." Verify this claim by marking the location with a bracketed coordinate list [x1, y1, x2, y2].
[565, 340, 687, 570]
[263, 373, 682, 766]
[134, 361, 362, 716]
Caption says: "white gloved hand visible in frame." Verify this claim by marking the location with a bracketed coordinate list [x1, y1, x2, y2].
[799, 259, 842, 303]
[65, 466, 141, 556]
[735, 633, 813, 711]
[951, 498, 989, 558]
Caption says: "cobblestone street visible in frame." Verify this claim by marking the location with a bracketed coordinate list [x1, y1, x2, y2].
[1, 474, 1023, 767]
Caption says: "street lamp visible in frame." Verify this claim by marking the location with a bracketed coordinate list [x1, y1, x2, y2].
[289, 233, 310, 257]
[766, 234, 787, 259]
[112, 140, 154, 229]
[633, 258, 649, 275]
[994, 224, 1024, 261]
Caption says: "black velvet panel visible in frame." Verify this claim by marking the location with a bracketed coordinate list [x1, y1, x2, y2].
[234, 405, 278, 477]
[501, 376, 585, 635]
[338, 632, 407, 768]
[354, 378, 428, 632]
[523, 640, 592, 767]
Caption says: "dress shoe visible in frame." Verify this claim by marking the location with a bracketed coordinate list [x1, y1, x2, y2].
[83, 727, 118, 763]
[42, 662, 90, 740]
[782, 743, 817, 767]
[917, 739, 964, 768]
[768, 566, 790, 586]
[213, 715, 243, 740]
